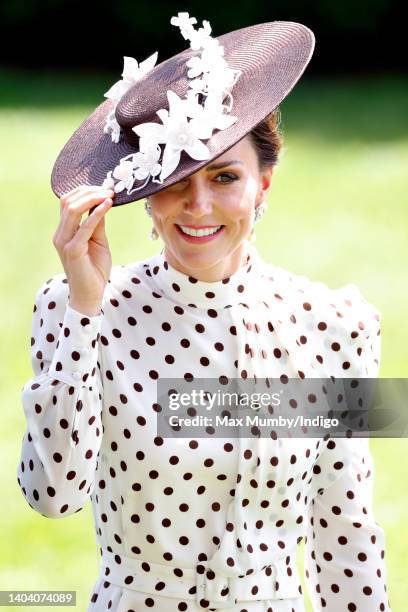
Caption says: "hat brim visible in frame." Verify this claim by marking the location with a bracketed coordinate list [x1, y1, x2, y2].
[50, 20, 315, 207]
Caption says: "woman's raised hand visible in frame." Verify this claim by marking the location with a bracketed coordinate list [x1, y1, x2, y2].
[53, 185, 115, 316]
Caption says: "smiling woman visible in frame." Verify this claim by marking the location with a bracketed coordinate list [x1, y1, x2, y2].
[145, 129, 278, 281]
[136, 104, 283, 278]
[17, 11, 392, 612]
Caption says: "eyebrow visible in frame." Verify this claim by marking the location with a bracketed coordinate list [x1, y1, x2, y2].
[205, 160, 243, 171]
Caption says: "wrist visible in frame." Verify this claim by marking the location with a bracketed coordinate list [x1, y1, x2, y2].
[68, 298, 102, 317]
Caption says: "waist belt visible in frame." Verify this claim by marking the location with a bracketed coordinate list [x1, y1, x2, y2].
[100, 546, 302, 609]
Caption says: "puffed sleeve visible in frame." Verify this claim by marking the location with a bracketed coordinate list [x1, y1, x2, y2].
[304, 284, 392, 611]
[16, 274, 104, 519]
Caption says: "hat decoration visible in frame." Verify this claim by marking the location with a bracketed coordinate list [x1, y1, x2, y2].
[101, 12, 242, 195]
[103, 52, 159, 145]
[50, 17, 315, 207]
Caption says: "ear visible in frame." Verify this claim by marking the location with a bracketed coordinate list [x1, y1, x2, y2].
[258, 165, 274, 202]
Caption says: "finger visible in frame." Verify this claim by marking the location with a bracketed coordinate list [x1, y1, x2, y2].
[60, 184, 113, 212]
[58, 191, 114, 244]
[59, 185, 93, 209]
[67, 199, 112, 250]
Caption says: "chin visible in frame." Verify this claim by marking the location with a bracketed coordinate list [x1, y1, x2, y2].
[177, 248, 223, 268]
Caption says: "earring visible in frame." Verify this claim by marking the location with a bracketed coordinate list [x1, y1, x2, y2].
[254, 200, 267, 223]
[144, 199, 152, 217]
[149, 227, 159, 241]
[248, 200, 267, 243]
[144, 199, 159, 240]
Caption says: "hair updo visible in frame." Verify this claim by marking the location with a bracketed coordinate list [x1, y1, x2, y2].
[248, 107, 283, 170]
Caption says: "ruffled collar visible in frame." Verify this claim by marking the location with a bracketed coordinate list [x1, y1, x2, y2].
[144, 242, 265, 309]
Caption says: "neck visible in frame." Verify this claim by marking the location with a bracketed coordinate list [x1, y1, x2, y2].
[163, 241, 251, 282]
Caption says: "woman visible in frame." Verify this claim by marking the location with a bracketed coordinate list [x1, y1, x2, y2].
[17, 13, 391, 612]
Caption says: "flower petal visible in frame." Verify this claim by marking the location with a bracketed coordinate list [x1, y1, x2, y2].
[102, 176, 115, 189]
[167, 90, 188, 118]
[138, 51, 158, 75]
[132, 152, 146, 167]
[133, 122, 167, 143]
[104, 80, 127, 100]
[185, 139, 211, 160]
[122, 56, 139, 80]
[213, 113, 238, 131]
[144, 146, 161, 163]
[139, 136, 163, 154]
[134, 167, 149, 180]
[114, 180, 126, 193]
[156, 108, 169, 124]
[189, 118, 213, 140]
[189, 78, 206, 93]
[113, 161, 133, 181]
[160, 146, 181, 181]
[150, 163, 162, 177]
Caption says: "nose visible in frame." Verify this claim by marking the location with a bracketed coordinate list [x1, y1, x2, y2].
[182, 178, 214, 218]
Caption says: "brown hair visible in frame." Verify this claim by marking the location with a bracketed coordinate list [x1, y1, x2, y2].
[248, 107, 283, 170]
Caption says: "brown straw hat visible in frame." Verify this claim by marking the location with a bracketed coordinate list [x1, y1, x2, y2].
[50, 16, 315, 208]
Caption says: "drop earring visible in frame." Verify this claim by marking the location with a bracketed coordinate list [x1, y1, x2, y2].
[248, 200, 267, 243]
[149, 227, 159, 241]
[144, 199, 159, 241]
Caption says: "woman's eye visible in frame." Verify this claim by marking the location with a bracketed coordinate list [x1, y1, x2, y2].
[166, 173, 238, 190]
[214, 172, 238, 183]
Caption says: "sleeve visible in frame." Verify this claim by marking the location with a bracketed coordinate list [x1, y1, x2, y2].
[16, 274, 104, 519]
[304, 285, 392, 611]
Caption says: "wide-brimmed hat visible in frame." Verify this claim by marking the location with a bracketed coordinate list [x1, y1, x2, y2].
[50, 13, 315, 208]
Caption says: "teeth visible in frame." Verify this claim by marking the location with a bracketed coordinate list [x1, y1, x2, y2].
[179, 225, 222, 237]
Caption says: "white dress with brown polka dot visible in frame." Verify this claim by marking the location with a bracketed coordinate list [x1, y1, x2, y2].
[17, 243, 391, 611]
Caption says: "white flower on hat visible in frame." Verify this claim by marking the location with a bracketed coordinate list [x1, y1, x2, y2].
[186, 43, 224, 79]
[131, 145, 162, 181]
[170, 12, 197, 39]
[104, 54, 158, 100]
[103, 52, 158, 143]
[103, 112, 122, 144]
[101, 174, 115, 190]
[103, 12, 242, 194]
[132, 90, 211, 183]
[110, 160, 135, 193]
[188, 95, 238, 140]
[188, 20, 213, 51]
[104, 145, 163, 194]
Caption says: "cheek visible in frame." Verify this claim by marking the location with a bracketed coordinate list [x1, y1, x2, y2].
[150, 198, 178, 225]
[222, 183, 256, 224]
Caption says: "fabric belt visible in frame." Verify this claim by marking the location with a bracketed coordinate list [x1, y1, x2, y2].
[100, 546, 302, 609]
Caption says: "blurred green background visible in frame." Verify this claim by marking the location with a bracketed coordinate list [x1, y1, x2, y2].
[1, 65, 407, 610]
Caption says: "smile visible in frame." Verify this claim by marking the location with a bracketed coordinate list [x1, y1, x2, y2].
[175, 224, 225, 242]
[178, 225, 223, 236]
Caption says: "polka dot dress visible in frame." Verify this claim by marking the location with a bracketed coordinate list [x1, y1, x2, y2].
[17, 243, 391, 611]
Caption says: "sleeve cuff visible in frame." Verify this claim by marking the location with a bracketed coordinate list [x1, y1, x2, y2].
[48, 304, 103, 388]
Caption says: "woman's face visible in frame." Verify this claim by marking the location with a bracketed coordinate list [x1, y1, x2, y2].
[148, 135, 273, 280]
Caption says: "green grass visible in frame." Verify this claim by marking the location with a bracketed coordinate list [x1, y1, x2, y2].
[1, 68, 407, 610]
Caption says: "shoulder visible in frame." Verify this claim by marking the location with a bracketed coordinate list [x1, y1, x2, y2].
[261, 262, 381, 377]
[106, 256, 156, 301]
[263, 261, 380, 332]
